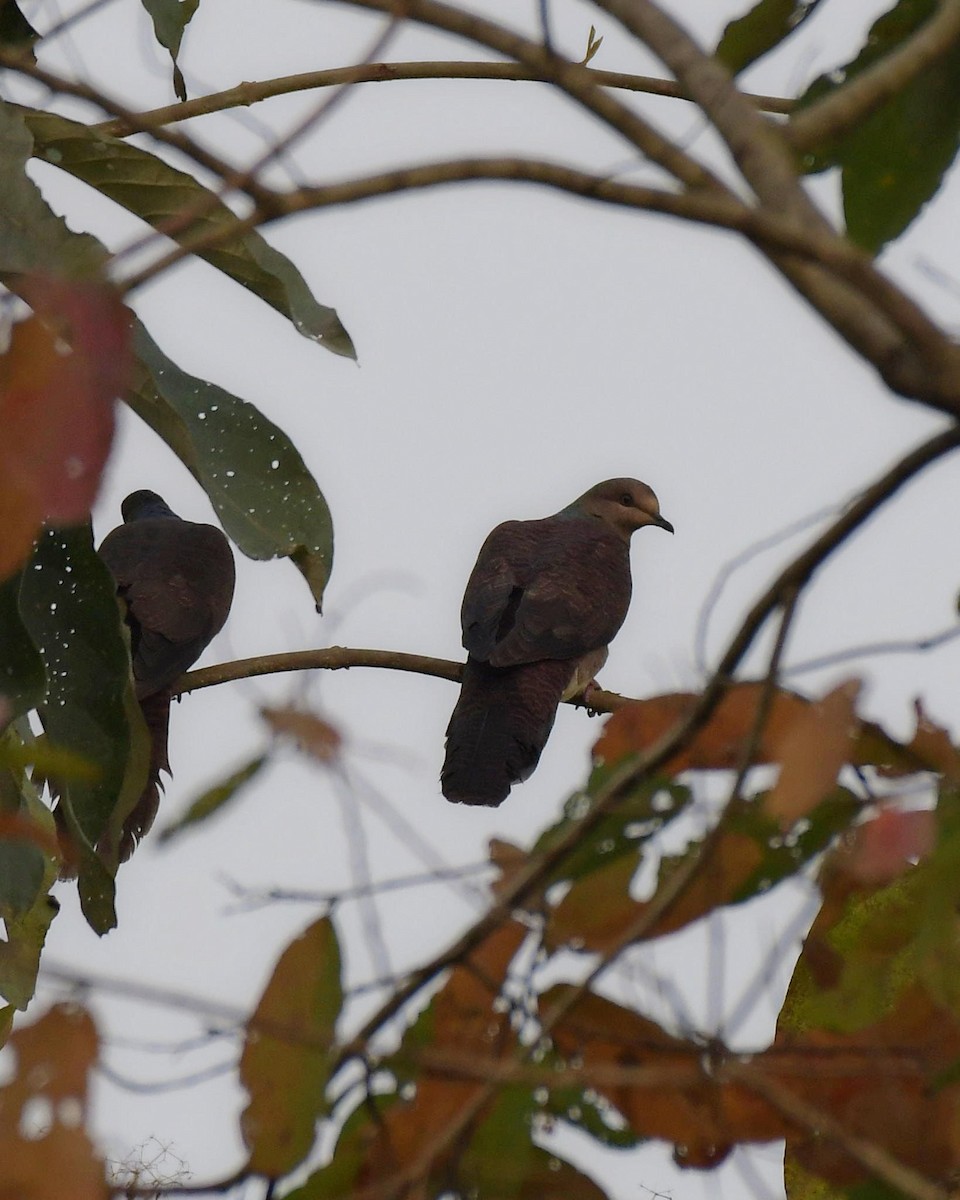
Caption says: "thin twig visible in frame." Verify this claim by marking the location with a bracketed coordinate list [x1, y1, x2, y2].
[94, 61, 793, 140]
[723, 1060, 953, 1200]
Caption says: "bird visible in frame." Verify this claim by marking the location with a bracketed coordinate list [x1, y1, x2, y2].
[441, 478, 672, 807]
[97, 489, 235, 859]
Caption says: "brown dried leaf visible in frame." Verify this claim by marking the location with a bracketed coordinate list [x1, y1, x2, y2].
[0, 1002, 105, 1199]
[549, 987, 786, 1165]
[779, 988, 960, 1186]
[594, 685, 813, 774]
[765, 680, 861, 829]
[887, 700, 960, 783]
[488, 836, 539, 904]
[262, 705, 341, 764]
[551, 984, 960, 1183]
[360, 922, 526, 1190]
[596, 684, 921, 783]
[548, 830, 766, 952]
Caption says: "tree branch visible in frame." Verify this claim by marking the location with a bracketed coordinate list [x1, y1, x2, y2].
[322, 424, 960, 1103]
[0, 51, 278, 217]
[590, 0, 960, 411]
[93, 60, 793, 139]
[333, 0, 728, 193]
[724, 1061, 952, 1200]
[787, 0, 960, 152]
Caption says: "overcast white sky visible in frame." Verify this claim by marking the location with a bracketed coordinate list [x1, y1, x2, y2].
[9, 0, 960, 1196]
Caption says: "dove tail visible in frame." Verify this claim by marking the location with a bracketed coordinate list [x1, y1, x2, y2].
[441, 657, 573, 806]
[118, 687, 171, 861]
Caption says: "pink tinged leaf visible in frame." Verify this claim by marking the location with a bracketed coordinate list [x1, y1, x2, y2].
[0, 277, 130, 537]
[845, 808, 936, 884]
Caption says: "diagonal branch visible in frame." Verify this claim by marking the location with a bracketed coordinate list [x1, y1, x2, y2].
[788, 0, 960, 151]
[724, 1061, 952, 1200]
[335, 0, 728, 193]
[327, 424, 960, 1083]
[589, 0, 960, 410]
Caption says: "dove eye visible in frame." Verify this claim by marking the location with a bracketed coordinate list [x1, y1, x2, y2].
[619, 493, 633, 507]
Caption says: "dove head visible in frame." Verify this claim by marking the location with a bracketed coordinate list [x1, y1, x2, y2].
[574, 478, 673, 541]
[121, 490, 178, 523]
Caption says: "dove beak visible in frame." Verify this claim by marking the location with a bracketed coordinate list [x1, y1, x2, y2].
[652, 513, 674, 534]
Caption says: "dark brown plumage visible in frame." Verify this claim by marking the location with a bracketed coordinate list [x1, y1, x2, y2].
[98, 490, 235, 858]
[441, 478, 672, 806]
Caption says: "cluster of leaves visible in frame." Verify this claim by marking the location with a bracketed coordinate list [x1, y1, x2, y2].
[718, 0, 960, 250]
[0, 0, 357, 1013]
[6, 679, 958, 1198]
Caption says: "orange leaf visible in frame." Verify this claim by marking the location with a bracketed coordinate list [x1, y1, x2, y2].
[0, 1003, 105, 1200]
[765, 679, 861, 829]
[594, 685, 813, 774]
[548, 830, 767, 951]
[360, 922, 526, 1189]
[548, 987, 787, 1165]
[0, 277, 129, 578]
[778, 987, 960, 1185]
[884, 700, 960, 783]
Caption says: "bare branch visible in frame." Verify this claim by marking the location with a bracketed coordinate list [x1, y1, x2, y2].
[93, 61, 793, 139]
[785, 622, 960, 676]
[333, 0, 728, 193]
[180, 646, 462, 694]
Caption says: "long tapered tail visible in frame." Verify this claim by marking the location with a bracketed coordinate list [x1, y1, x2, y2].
[441, 657, 573, 806]
[117, 687, 171, 860]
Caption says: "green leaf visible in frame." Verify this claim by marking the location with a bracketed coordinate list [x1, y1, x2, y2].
[21, 107, 356, 358]
[18, 525, 150, 933]
[0, 719, 61, 918]
[0, 101, 106, 278]
[542, 1076, 641, 1150]
[784, 1155, 905, 1199]
[240, 915, 343, 1177]
[0, 890, 58, 1010]
[159, 753, 267, 843]
[532, 772, 692, 887]
[129, 321, 335, 608]
[796, 0, 960, 251]
[782, 797, 960, 1035]
[283, 1097, 398, 1200]
[716, 0, 825, 75]
[140, 0, 199, 101]
[728, 785, 861, 901]
[0, 574, 45, 720]
[0, 730, 59, 1010]
[0, 737, 98, 782]
[0, 841, 43, 916]
[461, 1086, 607, 1199]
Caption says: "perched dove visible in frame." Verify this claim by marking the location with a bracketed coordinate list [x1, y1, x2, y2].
[98, 490, 235, 858]
[441, 478, 672, 806]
